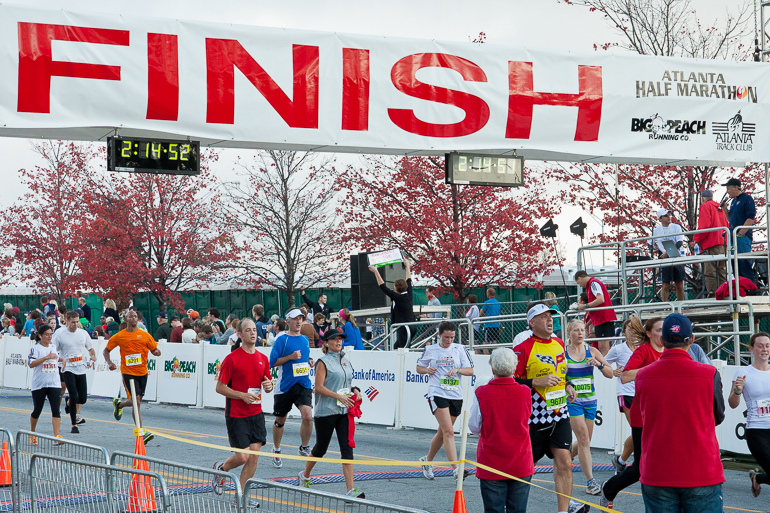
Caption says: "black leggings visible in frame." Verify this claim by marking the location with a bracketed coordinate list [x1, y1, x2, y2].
[61, 372, 88, 426]
[311, 414, 353, 460]
[603, 426, 642, 501]
[31, 388, 61, 419]
[746, 428, 770, 485]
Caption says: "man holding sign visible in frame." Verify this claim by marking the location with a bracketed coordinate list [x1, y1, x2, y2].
[213, 318, 274, 494]
[269, 308, 315, 468]
[104, 310, 161, 445]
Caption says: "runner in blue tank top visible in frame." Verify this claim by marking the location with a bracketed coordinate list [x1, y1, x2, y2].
[565, 319, 613, 496]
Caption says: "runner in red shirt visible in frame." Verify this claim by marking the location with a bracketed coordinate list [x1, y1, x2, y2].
[212, 318, 274, 494]
[600, 317, 664, 509]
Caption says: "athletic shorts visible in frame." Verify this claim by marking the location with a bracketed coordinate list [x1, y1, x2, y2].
[618, 395, 633, 412]
[122, 374, 148, 399]
[484, 327, 500, 343]
[226, 413, 267, 449]
[594, 322, 615, 341]
[568, 401, 597, 421]
[530, 417, 572, 462]
[661, 264, 685, 283]
[428, 396, 463, 417]
[273, 383, 313, 418]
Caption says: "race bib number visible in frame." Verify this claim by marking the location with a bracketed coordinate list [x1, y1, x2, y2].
[571, 378, 592, 394]
[68, 355, 84, 367]
[545, 389, 567, 411]
[758, 398, 770, 417]
[336, 388, 353, 407]
[440, 377, 460, 391]
[125, 354, 142, 367]
[292, 362, 310, 377]
[247, 387, 262, 404]
[41, 361, 57, 374]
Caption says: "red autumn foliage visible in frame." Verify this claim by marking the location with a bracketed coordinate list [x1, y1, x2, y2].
[335, 156, 561, 302]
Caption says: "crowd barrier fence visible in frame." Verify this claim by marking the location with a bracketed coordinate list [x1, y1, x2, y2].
[28, 453, 169, 512]
[0, 427, 17, 513]
[110, 450, 242, 512]
[243, 478, 429, 513]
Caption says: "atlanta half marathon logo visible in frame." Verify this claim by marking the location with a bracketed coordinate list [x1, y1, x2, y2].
[165, 357, 196, 378]
[713, 111, 755, 152]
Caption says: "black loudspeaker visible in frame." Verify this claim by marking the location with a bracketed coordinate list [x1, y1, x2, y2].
[350, 252, 407, 310]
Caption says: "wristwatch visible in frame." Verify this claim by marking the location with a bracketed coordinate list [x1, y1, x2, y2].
[598, 362, 605, 370]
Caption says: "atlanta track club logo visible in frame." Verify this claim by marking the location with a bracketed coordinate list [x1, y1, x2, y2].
[365, 386, 379, 401]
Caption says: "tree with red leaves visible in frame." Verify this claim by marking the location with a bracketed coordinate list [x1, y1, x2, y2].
[335, 156, 560, 302]
[77, 151, 233, 312]
[0, 141, 90, 301]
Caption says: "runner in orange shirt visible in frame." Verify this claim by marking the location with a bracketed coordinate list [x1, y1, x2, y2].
[103, 310, 161, 445]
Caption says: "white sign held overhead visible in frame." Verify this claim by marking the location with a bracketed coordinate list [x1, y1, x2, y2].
[367, 249, 403, 268]
[0, 6, 767, 165]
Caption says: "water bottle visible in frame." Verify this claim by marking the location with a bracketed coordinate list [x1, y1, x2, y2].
[694, 243, 700, 255]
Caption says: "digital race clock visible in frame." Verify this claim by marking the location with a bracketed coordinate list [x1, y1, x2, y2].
[107, 136, 200, 175]
[445, 152, 524, 187]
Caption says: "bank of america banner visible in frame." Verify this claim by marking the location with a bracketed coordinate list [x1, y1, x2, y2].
[1, 6, 769, 166]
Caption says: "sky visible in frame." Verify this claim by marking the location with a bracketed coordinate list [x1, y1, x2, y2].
[0, 0, 752, 268]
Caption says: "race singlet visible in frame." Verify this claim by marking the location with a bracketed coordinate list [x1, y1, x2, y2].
[247, 387, 262, 404]
[545, 389, 567, 411]
[125, 354, 142, 367]
[292, 362, 310, 377]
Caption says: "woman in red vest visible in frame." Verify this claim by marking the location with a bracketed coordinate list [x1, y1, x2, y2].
[469, 348, 534, 513]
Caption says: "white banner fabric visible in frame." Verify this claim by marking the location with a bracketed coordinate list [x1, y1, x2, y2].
[2, 337, 32, 389]
[91, 342, 123, 399]
[202, 343, 229, 410]
[0, 6, 768, 165]
[156, 342, 199, 405]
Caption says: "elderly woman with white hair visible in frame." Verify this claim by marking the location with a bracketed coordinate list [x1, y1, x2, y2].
[469, 348, 534, 513]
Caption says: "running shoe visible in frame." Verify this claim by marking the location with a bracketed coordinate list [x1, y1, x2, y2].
[143, 431, 154, 445]
[70, 426, 79, 434]
[750, 469, 761, 498]
[76, 414, 86, 425]
[112, 398, 123, 421]
[211, 462, 225, 495]
[64, 396, 70, 414]
[610, 455, 625, 474]
[568, 499, 590, 513]
[299, 445, 311, 457]
[452, 467, 471, 480]
[54, 435, 64, 446]
[248, 499, 261, 509]
[586, 478, 601, 495]
[345, 487, 365, 499]
[298, 471, 311, 488]
[419, 456, 434, 480]
[272, 447, 283, 469]
[600, 480, 613, 509]
[29, 435, 38, 446]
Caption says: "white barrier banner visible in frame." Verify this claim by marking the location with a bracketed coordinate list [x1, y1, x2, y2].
[346, 349, 399, 426]
[0, 6, 768, 165]
[203, 343, 230, 410]
[157, 342, 199, 405]
[2, 337, 32, 389]
[719, 364, 750, 455]
[0, 335, 6, 386]
[92, 340, 123, 398]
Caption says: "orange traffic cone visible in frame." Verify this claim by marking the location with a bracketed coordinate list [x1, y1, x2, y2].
[451, 490, 468, 513]
[0, 441, 11, 487]
[126, 433, 156, 512]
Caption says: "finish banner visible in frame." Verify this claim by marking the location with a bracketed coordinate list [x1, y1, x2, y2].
[0, 5, 769, 165]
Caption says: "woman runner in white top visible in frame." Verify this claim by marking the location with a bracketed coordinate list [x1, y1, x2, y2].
[729, 331, 770, 498]
[416, 321, 474, 480]
[603, 315, 644, 473]
[27, 325, 65, 443]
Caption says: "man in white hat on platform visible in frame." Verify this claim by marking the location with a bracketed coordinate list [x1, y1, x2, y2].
[652, 208, 685, 301]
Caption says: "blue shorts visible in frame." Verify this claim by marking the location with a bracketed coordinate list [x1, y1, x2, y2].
[568, 401, 597, 421]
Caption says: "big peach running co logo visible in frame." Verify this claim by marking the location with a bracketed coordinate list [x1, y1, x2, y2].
[207, 359, 222, 380]
[713, 111, 755, 152]
[630, 113, 706, 141]
[165, 357, 195, 378]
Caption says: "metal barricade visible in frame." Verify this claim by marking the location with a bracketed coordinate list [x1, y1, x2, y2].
[110, 451, 242, 512]
[28, 453, 169, 512]
[15, 429, 109, 510]
[0, 428, 17, 513]
[243, 478, 428, 513]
